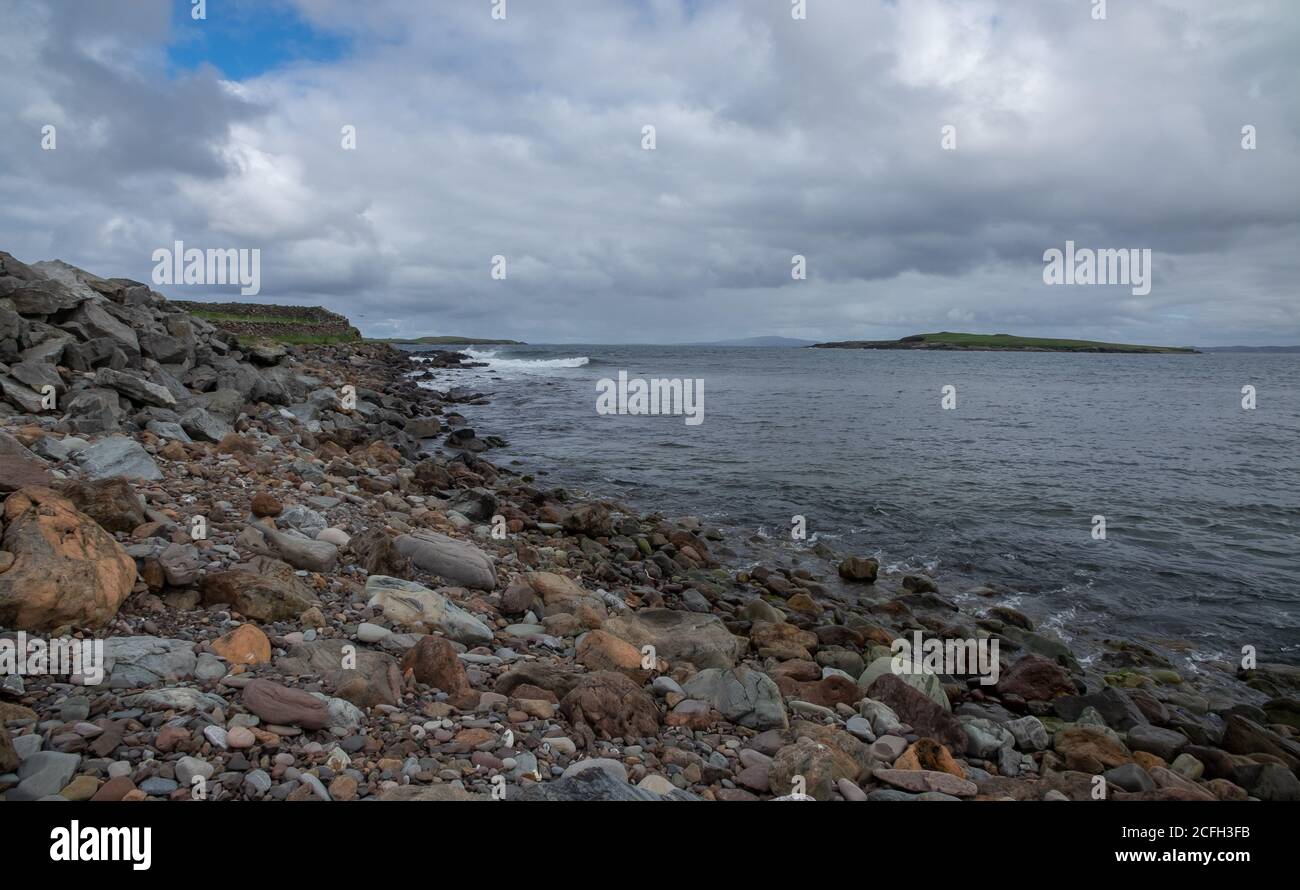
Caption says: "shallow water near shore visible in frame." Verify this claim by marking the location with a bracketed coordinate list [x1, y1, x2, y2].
[411, 344, 1300, 675]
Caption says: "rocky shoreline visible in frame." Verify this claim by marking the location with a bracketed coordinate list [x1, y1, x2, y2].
[1, 250, 1297, 802]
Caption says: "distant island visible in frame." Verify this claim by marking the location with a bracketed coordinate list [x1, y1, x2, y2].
[811, 332, 1199, 354]
[369, 336, 526, 346]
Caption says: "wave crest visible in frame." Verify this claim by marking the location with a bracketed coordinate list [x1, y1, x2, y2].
[464, 349, 590, 370]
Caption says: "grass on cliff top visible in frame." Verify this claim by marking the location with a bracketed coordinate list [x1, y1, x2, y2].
[237, 331, 360, 346]
[187, 309, 315, 325]
[911, 332, 1197, 353]
[367, 335, 525, 345]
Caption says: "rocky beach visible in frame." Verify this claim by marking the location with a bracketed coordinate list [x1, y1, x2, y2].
[1, 251, 1298, 803]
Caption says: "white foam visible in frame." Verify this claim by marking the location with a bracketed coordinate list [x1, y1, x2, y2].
[463, 348, 589, 371]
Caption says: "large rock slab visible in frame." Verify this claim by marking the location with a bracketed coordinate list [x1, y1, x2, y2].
[874, 767, 978, 798]
[242, 679, 330, 730]
[559, 671, 661, 745]
[858, 655, 950, 710]
[0, 431, 54, 493]
[276, 639, 402, 709]
[0, 375, 46, 413]
[67, 299, 139, 352]
[7, 279, 86, 315]
[199, 556, 321, 622]
[9, 751, 81, 801]
[400, 635, 479, 708]
[683, 665, 788, 730]
[602, 608, 745, 669]
[866, 674, 968, 751]
[120, 687, 227, 712]
[393, 531, 496, 591]
[255, 523, 338, 573]
[93, 367, 176, 408]
[0, 487, 136, 631]
[75, 437, 162, 481]
[56, 477, 146, 534]
[104, 636, 197, 689]
[526, 571, 601, 609]
[365, 575, 493, 645]
[769, 737, 861, 800]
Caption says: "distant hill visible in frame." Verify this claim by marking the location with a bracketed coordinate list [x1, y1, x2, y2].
[692, 336, 816, 347]
[812, 332, 1198, 354]
[370, 336, 525, 345]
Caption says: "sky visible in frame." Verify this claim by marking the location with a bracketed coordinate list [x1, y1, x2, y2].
[1, 0, 1297, 346]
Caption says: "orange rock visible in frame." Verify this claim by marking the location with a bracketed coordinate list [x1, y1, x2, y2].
[210, 623, 272, 666]
[895, 738, 967, 778]
[159, 441, 188, 461]
[576, 629, 646, 678]
[250, 492, 282, 517]
[0, 487, 136, 631]
[1133, 750, 1167, 771]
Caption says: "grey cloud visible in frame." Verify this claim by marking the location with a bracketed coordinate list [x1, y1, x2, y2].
[0, 0, 1297, 345]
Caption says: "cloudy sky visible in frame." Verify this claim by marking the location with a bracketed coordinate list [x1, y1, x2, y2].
[2, 0, 1297, 345]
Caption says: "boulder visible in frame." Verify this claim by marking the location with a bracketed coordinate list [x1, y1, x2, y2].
[254, 523, 337, 573]
[103, 636, 197, 688]
[67, 299, 139, 352]
[0, 430, 54, 494]
[0, 487, 136, 631]
[769, 737, 859, 800]
[866, 673, 968, 751]
[393, 530, 497, 590]
[0, 725, 18, 774]
[199, 556, 320, 622]
[559, 671, 660, 746]
[241, 679, 330, 730]
[526, 571, 601, 611]
[7, 279, 86, 315]
[683, 665, 788, 730]
[858, 655, 950, 710]
[997, 654, 1076, 701]
[400, 635, 478, 708]
[55, 478, 146, 534]
[210, 624, 272, 666]
[838, 556, 879, 583]
[1053, 725, 1135, 773]
[157, 542, 201, 586]
[0, 375, 47, 413]
[873, 768, 978, 798]
[577, 629, 647, 679]
[602, 608, 745, 669]
[93, 367, 176, 408]
[75, 437, 162, 481]
[276, 639, 402, 709]
[63, 389, 123, 435]
[179, 407, 232, 443]
[365, 575, 493, 646]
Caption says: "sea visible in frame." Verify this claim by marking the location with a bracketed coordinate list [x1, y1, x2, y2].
[407, 343, 1300, 675]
